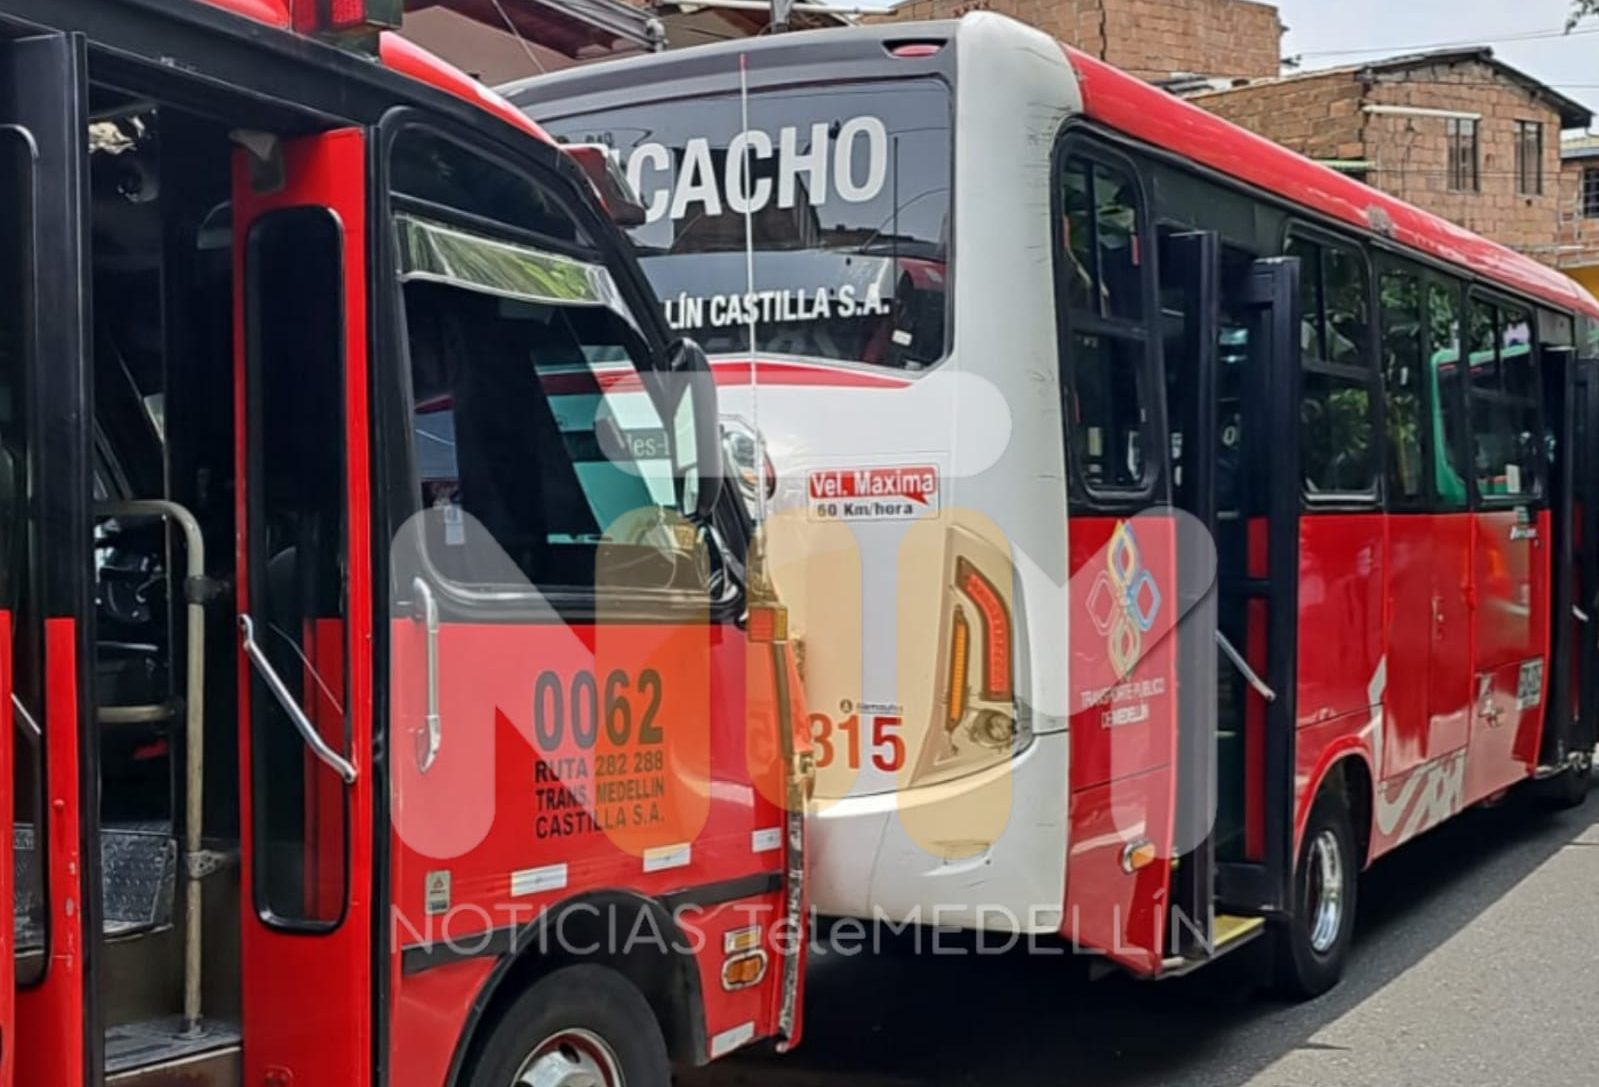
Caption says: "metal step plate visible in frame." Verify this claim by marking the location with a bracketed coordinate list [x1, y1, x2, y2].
[106, 1017, 242, 1078]
[102, 826, 178, 937]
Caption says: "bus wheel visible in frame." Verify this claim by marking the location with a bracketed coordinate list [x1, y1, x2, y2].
[470, 965, 670, 1087]
[1540, 749, 1593, 810]
[1275, 787, 1357, 1000]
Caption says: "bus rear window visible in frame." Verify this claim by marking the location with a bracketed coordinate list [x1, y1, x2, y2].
[546, 78, 951, 370]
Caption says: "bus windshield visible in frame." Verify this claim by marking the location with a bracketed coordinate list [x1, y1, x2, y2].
[545, 78, 952, 370]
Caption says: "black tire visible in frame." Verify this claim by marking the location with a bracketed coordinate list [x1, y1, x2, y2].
[468, 965, 670, 1087]
[1274, 786, 1358, 1000]
[1539, 751, 1593, 810]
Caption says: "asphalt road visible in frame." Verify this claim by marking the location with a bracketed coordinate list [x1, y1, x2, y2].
[685, 781, 1599, 1087]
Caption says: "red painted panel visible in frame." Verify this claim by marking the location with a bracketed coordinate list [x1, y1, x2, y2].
[387, 620, 793, 1077]
[1294, 712, 1377, 861]
[1062, 763, 1174, 975]
[1466, 508, 1549, 805]
[14, 619, 87, 1087]
[1067, 515, 1179, 790]
[1384, 516, 1431, 781]
[233, 129, 374, 1087]
[390, 957, 499, 1087]
[1296, 516, 1385, 733]
[377, 32, 550, 144]
[1066, 46, 1599, 322]
[1065, 513, 1178, 975]
[1428, 515, 1473, 760]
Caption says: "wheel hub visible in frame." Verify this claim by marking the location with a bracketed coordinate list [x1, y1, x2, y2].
[515, 1029, 623, 1087]
[1306, 828, 1345, 955]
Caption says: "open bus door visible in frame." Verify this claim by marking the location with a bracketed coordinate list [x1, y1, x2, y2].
[233, 129, 375, 1087]
[1161, 234, 1301, 969]
[1574, 355, 1599, 764]
[1548, 350, 1599, 784]
[2, 27, 95, 1087]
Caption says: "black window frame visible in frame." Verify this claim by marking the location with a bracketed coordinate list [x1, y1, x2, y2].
[1447, 117, 1480, 193]
[1051, 134, 1167, 510]
[1464, 288, 1546, 509]
[1515, 120, 1544, 197]
[242, 203, 353, 933]
[1284, 225, 1382, 509]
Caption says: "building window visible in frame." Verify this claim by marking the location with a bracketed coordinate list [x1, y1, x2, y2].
[1515, 121, 1543, 196]
[1447, 117, 1479, 192]
[1583, 167, 1599, 219]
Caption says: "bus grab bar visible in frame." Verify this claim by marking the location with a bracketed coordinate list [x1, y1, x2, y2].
[238, 614, 358, 786]
[413, 577, 442, 774]
[1215, 630, 1277, 703]
[11, 692, 41, 738]
[96, 498, 210, 1034]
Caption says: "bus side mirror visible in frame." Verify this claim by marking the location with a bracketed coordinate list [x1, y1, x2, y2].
[667, 338, 724, 521]
[565, 143, 647, 228]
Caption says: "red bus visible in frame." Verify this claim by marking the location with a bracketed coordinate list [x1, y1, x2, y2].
[514, 11, 1599, 997]
[1, 3, 805, 1086]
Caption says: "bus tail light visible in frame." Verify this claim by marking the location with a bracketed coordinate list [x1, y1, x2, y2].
[914, 552, 1025, 786]
[299, 0, 402, 35]
[957, 559, 1012, 701]
[887, 41, 947, 58]
[947, 609, 970, 726]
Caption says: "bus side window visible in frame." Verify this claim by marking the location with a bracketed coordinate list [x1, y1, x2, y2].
[1056, 152, 1155, 499]
[1380, 268, 1426, 507]
[1287, 234, 1378, 500]
[1467, 298, 1542, 500]
[1428, 280, 1470, 510]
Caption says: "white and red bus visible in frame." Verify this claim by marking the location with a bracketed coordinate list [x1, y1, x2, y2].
[514, 11, 1599, 995]
[1, 3, 805, 1087]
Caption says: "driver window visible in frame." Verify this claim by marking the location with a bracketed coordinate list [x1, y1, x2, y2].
[393, 131, 687, 596]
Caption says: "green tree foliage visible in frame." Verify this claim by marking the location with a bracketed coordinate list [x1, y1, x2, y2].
[1572, 1, 1599, 30]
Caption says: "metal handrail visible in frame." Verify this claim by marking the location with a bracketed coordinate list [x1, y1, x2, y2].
[95, 498, 208, 1033]
[413, 577, 442, 774]
[1215, 630, 1277, 703]
[238, 614, 358, 786]
[11, 692, 41, 738]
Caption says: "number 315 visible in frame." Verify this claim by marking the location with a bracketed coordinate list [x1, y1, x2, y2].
[808, 713, 905, 773]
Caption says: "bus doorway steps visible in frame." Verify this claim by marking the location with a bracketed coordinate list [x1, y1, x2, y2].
[106, 1016, 243, 1080]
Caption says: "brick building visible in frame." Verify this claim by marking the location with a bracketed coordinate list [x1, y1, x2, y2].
[1192, 49, 1593, 255]
[1553, 137, 1599, 296]
[875, 0, 1281, 85]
